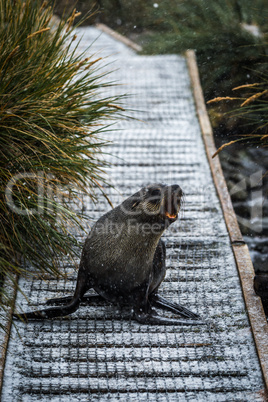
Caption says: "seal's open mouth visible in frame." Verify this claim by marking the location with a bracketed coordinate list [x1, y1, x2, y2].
[165, 212, 178, 221]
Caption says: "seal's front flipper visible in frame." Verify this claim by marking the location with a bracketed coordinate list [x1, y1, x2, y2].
[134, 311, 205, 326]
[150, 294, 201, 320]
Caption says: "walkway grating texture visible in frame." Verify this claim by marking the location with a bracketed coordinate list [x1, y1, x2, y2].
[1, 27, 265, 401]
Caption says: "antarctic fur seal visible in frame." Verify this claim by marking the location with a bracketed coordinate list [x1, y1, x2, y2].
[14, 184, 204, 325]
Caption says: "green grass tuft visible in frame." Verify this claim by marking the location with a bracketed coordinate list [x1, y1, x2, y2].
[0, 0, 122, 325]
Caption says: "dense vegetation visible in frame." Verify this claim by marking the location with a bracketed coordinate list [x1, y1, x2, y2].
[0, 0, 121, 323]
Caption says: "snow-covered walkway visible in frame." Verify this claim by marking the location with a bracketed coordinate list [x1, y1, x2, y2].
[1, 26, 266, 401]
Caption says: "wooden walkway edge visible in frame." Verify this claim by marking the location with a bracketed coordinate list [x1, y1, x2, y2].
[0, 275, 18, 396]
[186, 49, 268, 390]
[96, 23, 142, 53]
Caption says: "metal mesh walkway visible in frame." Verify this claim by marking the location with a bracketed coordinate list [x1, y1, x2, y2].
[1, 27, 265, 401]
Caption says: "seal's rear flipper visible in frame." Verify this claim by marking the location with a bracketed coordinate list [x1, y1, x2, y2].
[46, 294, 104, 306]
[13, 299, 80, 320]
[150, 294, 201, 320]
[13, 309, 57, 320]
[13, 276, 90, 320]
[134, 311, 205, 326]
[45, 295, 73, 305]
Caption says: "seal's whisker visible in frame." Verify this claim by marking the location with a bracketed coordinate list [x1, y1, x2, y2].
[180, 193, 186, 219]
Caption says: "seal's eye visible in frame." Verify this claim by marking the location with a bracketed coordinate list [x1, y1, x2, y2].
[149, 188, 162, 205]
[150, 188, 162, 198]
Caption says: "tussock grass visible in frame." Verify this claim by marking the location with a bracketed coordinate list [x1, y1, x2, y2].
[0, 0, 122, 325]
[210, 78, 268, 155]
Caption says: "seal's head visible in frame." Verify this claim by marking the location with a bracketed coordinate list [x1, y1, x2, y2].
[127, 183, 183, 226]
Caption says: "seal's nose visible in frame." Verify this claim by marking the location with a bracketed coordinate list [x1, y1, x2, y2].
[171, 185, 183, 212]
[161, 184, 183, 222]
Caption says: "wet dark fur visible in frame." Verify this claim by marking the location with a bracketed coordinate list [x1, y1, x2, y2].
[14, 184, 204, 325]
